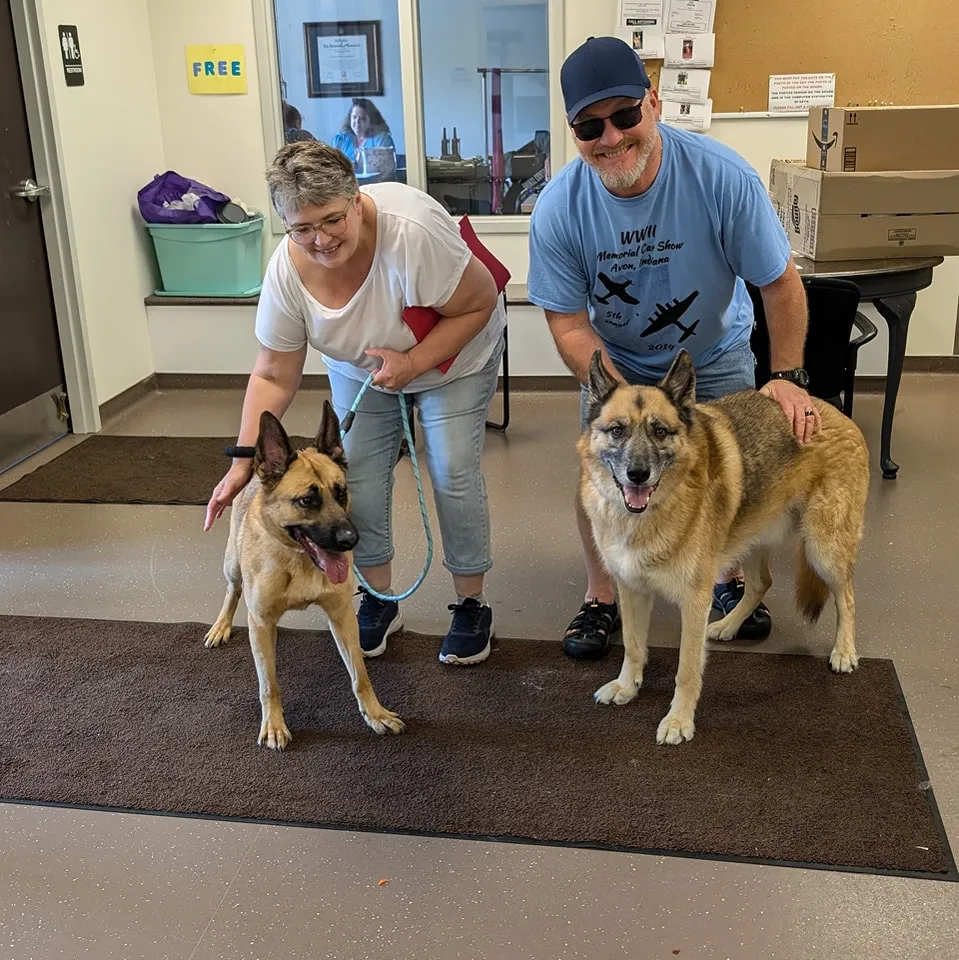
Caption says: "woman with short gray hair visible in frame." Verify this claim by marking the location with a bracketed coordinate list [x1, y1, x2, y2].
[205, 140, 505, 665]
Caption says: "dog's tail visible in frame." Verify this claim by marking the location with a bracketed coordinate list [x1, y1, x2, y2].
[795, 541, 829, 624]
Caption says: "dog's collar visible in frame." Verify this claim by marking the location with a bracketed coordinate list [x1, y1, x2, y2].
[225, 445, 256, 458]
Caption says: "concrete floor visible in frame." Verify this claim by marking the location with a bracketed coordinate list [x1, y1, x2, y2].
[1, 377, 958, 959]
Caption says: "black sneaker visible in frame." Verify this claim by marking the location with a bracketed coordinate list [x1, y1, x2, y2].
[438, 599, 493, 665]
[711, 578, 772, 641]
[563, 599, 621, 660]
[357, 588, 402, 657]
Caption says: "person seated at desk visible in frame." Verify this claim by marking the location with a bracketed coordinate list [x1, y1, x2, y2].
[283, 101, 315, 144]
[332, 98, 397, 180]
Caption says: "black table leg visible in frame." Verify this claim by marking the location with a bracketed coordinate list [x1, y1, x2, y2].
[872, 292, 916, 480]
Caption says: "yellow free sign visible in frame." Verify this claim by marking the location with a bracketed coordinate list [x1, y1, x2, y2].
[186, 44, 247, 94]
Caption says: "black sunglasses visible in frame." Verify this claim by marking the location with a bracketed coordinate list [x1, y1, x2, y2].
[571, 102, 644, 142]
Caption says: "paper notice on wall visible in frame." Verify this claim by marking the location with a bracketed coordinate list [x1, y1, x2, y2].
[617, 0, 666, 60]
[661, 98, 713, 132]
[619, 0, 666, 30]
[619, 26, 665, 59]
[659, 67, 711, 103]
[186, 44, 248, 94]
[665, 0, 716, 34]
[663, 33, 715, 68]
[768, 73, 837, 113]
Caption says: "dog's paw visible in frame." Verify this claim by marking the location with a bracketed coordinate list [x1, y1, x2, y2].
[203, 619, 232, 648]
[829, 649, 859, 674]
[258, 714, 292, 750]
[706, 616, 740, 642]
[656, 712, 696, 745]
[594, 679, 639, 706]
[363, 706, 405, 735]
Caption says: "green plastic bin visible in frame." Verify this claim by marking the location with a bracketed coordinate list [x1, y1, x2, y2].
[146, 216, 264, 297]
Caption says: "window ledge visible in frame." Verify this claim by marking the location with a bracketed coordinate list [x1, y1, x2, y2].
[145, 283, 531, 308]
[144, 294, 262, 307]
[469, 216, 533, 236]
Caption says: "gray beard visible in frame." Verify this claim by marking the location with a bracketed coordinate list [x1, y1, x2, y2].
[589, 131, 659, 192]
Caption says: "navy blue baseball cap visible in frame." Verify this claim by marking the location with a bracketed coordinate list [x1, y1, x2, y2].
[561, 36, 651, 123]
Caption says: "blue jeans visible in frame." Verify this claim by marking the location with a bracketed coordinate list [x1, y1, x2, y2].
[579, 341, 757, 428]
[328, 338, 503, 577]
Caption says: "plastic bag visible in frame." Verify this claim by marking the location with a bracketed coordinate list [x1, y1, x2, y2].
[137, 170, 231, 225]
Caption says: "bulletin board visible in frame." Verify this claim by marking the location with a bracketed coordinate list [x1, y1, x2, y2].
[653, 1, 959, 113]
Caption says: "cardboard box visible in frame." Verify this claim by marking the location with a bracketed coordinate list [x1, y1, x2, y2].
[806, 105, 959, 172]
[768, 159, 959, 261]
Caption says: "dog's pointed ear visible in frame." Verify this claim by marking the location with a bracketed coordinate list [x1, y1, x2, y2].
[314, 400, 347, 468]
[254, 411, 294, 486]
[585, 350, 619, 422]
[659, 349, 696, 427]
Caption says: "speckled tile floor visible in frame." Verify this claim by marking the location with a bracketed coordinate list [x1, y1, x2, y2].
[2, 377, 958, 959]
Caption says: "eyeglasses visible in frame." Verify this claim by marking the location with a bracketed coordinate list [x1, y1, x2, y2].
[570, 102, 644, 142]
[285, 199, 355, 245]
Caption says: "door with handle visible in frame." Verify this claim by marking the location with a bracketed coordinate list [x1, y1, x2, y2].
[12, 178, 51, 201]
[0, 3, 69, 473]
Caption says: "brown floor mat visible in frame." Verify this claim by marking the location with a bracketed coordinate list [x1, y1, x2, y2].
[0, 436, 311, 505]
[0, 615, 953, 880]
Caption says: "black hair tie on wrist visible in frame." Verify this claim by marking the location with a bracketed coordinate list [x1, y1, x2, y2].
[225, 445, 256, 458]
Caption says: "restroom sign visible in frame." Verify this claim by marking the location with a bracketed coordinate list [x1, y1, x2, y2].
[58, 25, 84, 87]
[186, 44, 247, 94]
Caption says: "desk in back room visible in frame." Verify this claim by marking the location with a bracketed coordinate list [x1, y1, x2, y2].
[792, 255, 944, 480]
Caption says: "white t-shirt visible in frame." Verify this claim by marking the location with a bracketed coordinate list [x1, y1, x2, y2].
[255, 182, 506, 393]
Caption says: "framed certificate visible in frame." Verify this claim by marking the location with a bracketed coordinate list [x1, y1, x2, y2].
[305, 20, 384, 98]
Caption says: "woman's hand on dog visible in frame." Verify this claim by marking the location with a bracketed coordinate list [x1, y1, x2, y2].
[760, 380, 822, 444]
[365, 348, 418, 391]
[204, 462, 253, 531]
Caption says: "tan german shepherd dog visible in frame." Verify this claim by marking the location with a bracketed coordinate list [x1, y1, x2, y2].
[204, 404, 404, 749]
[578, 349, 869, 745]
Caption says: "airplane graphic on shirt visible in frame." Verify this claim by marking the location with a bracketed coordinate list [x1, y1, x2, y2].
[639, 290, 700, 342]
[594, 271, 640, 305]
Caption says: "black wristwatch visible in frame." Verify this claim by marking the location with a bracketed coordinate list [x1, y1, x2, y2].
[768, 367, 810, 389]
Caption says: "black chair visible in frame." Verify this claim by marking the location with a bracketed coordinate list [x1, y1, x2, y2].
[486, 296, 510, 431]
[747, 276, 878, 416]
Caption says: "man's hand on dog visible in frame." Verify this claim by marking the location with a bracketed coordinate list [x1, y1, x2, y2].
[760, 379, 821, 444]
[365, 348, 418, 391]
[204, 462, 252, 531]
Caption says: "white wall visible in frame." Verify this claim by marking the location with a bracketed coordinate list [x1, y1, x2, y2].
[37, 0, 162, 405]
[138, 0, 959, 378]
[148, 305, 330, 375]
[147, 0, 272, 224]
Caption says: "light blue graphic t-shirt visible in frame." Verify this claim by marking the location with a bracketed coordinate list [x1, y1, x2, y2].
[527, 123, 791, 380]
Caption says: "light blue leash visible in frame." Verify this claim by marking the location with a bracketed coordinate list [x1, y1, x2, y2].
[340, 371, 433, 602]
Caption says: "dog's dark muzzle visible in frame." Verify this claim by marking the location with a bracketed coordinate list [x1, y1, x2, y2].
[288, 521, 359, 554]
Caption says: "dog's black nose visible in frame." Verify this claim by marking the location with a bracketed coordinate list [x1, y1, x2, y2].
[627, 465, 650, 484]
[334, 524, 358, 551]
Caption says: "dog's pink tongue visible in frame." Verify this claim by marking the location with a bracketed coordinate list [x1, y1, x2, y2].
[299, 534, 351, 585]
[318, 549, 350, 585]
[624, 483, 653, 511]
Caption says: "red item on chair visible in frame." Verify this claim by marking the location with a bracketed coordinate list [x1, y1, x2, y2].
[402, 215, 511, 374]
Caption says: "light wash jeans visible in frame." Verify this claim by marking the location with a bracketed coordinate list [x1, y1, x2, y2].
[328, 337, 503, 577]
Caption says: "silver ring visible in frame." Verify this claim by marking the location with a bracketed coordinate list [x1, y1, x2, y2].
[804, 409, 814, 417]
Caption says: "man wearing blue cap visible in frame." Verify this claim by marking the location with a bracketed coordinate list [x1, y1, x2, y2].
[528, 36, 819, 660]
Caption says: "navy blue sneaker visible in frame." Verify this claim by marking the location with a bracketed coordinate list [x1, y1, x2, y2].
[438, 599, 493, 665]
[357, 588, 402, 657]
[711, 578, 772, 641]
